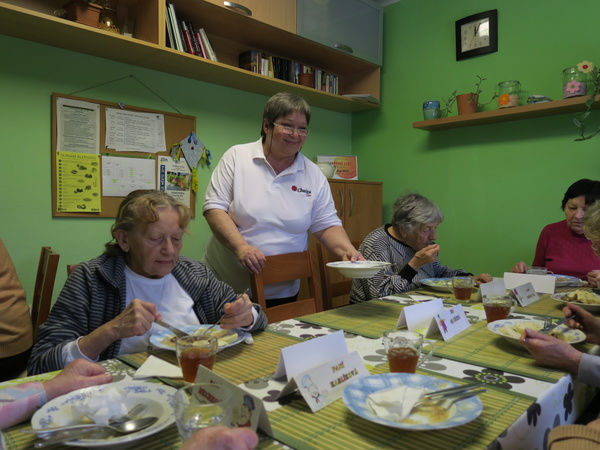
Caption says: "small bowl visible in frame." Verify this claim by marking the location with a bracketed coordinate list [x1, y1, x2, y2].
[326, 261, 392, 279]
[487, 318, 585, 347]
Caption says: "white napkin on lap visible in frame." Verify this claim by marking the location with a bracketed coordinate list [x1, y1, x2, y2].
[133, 355, 183, 379]
[367, 386, 425, 421]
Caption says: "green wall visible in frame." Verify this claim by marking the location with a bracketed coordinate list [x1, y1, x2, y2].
[0, 35, 351, 303]
[353, 0, 600, 278]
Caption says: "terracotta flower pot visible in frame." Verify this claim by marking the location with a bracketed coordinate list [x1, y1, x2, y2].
[64, 1, 103, 28]
[456, 93, 479, 115]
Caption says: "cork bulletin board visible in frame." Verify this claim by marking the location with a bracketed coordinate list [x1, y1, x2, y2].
[51, 93, 197, 218]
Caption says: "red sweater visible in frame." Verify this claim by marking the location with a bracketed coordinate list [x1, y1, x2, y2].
[532, 220, 600, 279]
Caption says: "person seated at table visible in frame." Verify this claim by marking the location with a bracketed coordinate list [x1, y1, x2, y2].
[547, 418, 600, 449]
[0, 237, 34, 382]
[28, 190, 268, 376]
[1, 360, 259, 449]
[511, 178, 600, 280]
[520, 199, 600, 387]
[350, 193, 492, 303]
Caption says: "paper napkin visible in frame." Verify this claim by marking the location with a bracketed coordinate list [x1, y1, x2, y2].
[133, 355, 183, 379]
[367, 385, 424, 421]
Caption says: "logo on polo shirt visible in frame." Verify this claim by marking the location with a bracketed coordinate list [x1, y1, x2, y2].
[291, 185, 312, 197]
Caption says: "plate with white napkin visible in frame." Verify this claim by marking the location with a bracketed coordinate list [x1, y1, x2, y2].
[343, 373, 483, 430]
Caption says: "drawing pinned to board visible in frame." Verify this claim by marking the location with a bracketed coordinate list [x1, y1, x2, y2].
[158, 155, 191, 208]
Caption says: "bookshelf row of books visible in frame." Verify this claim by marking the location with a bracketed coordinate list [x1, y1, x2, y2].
[239, 50, 339, 94]
[165, 2, 218, 61]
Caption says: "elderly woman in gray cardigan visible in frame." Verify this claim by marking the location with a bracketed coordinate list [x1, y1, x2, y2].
[29, 190, 267, 375]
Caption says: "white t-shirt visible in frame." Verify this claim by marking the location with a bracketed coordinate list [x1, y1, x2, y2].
[203, 139, 341, 298]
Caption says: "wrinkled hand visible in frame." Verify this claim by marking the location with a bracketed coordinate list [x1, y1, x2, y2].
[519, 328, 582, 374]
[221, 295, 254, 329]
[586, 270, 600, 287]
[564, 303, 600, 345]
[409, 244, 439, 270]
[511, 262, 527, 273]
[236, 244, 266, 274]
[474, 273, 492, 285]
[180, 426, 258, 450]
[44, 360, 112, 401]
[111, 298, 159, 340]
[342, 249, 365, 262]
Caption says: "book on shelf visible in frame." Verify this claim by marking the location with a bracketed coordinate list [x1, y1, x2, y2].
[165, 5, 175, 50]
[194, 29, 207, 58]
[198, 28, 218, 62]
[166, 3, 184, 52]
[180, 21, 195, 55]
[239, 50, 261, 73]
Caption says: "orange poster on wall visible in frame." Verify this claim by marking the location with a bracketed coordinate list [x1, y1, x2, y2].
[317, 155, 358, 180]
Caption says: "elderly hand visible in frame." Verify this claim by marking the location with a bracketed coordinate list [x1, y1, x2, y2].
[520, 328, 582, 374]
[43, 360, 112, 401]
[409, 244, 439, 270]
[474, 273, 492, 285]
[221, 294, 254, 329]
[511, 262, 527, 273]
[564, 303, 600, 345]
[110, 298, 159, 340]
[586, 270, 600, 287]
[236, 244, 266, 274]
[180, 426, 258, 450]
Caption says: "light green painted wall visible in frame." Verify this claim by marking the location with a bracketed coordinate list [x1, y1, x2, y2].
[354, 0, 600, 278]
[0, 35, 351, 303]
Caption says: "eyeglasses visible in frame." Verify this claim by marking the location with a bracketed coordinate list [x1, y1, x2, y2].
[273, 123, 310, 136]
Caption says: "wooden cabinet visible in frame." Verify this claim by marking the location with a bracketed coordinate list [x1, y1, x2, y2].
[297, 0, 383, 65]
[0, 0, 380, 113]
[204, 0, 296, 33]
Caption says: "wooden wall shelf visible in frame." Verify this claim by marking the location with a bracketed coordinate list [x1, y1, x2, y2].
[413, 95, 600, 131]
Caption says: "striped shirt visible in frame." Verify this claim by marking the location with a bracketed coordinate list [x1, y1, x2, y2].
[350, 225, 469, 303]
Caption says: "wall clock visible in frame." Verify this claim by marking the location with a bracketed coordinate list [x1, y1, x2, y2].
[455, 9, 498, 61]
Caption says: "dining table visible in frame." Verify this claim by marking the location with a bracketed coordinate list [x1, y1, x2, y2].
[1, 283, 598, 449]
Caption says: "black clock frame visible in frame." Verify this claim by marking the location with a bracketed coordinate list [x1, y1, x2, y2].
[455, 9, 498, 61]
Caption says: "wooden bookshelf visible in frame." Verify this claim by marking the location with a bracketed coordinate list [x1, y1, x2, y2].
[413, 95, 600, 131]
[0, 0, 381, 113]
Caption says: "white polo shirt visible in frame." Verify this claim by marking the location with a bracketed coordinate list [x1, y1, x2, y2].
[203, 139, 341, 299]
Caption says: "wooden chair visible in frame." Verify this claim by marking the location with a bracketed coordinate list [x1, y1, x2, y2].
[66, 264, 78, 277]
[31, 246, 60, 340]
[249, 251, 323, 323]
[316, 241, 361, 310]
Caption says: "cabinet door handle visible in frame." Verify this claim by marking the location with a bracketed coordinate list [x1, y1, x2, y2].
[223, 2, 252, 16]
[339, 188, 344, 218]
[334, 43, 353, 55]
[349, 189, 354, 217]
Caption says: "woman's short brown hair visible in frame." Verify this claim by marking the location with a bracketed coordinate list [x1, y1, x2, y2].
[105, 190, 191, 257]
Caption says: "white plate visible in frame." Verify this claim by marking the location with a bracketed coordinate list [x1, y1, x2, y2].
[487, 318, 586, 347]
[552, 274, 587, 287]
[420, 278, 452, 292]
[150, 324, 245, 351]
[343, 373, 483, 430]
[550, 293, 600, 313]
[31, 381, 176, 447]
[326, 261, 392, 279]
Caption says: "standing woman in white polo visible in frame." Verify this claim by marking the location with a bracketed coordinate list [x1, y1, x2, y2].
[203, 92, 362, 306]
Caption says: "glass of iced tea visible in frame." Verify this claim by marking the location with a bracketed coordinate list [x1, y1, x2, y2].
[447, 276, 475, 301]
[483, 295, 516, 323]
[383, 329, 435, 373]
[176, 335, 218, 383]
[174, 383, 232, 440]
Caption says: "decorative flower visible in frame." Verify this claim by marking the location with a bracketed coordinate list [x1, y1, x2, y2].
[577, 60, 595, 73]
[526, 402, 542, 427]
[562, 382, 574, 421]
[565, 80, 582, 94]
[498, 94, 511, 105]
[462, 368, 525, 390]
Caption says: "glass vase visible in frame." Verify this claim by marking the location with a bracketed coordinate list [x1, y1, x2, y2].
[496, 81, 520, 109]
[562, 66, 588, 99]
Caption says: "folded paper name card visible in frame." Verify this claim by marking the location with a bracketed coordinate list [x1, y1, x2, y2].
[504, 272, 556, 294]
[396, 299, 470, 340]
[512, 282, 539, 307]
[430, 304, 470, 341]
[273, 330, 369, 412]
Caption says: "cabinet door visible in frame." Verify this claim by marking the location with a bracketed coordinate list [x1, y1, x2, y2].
[297, 0, 382, 65]
[342, 181, 383, 242]
[205, 0, 296, 33]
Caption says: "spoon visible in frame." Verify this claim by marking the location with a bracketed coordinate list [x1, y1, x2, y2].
[33, 417, 158, 448]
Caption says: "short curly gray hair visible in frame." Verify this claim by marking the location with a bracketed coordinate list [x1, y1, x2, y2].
[583, 200, 600, 245]
[392, 193, 444, 233]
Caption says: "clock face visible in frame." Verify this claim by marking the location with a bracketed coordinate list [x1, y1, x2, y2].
[461, 18, 490, 52]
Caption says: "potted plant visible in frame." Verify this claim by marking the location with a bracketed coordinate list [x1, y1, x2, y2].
[63, 0, 103, 28]
[572, 60, 600, 141]
[456, 76, 489, 115]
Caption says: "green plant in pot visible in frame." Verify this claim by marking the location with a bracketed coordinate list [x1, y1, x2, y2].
[456, 76, 493, 115]
[572, 60, 600, 141]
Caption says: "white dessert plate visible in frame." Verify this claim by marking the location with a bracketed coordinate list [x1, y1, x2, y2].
[550, 292, 600, 313]
[150, 324, 245, 351]
[326, 261, 392, 279]
[487, 318, 585, 347]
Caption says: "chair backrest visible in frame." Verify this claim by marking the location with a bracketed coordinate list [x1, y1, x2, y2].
[66, 264, 78, 277]
[249, 251, 323, 323]
[31, 246, 60, 340]
[316, 241, 361, 310]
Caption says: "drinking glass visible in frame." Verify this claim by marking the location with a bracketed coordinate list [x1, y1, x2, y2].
[173, 383, 232, 441]
[383, 329, 435, 373]
[483, 295, 517, 323]
[447, 276, 475, 301]
[526, 267, 552, 275]
[176, 335, 218, 383]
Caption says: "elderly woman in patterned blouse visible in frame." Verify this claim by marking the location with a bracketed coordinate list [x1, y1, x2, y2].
[28, 190, 267, 375]
[350, 193, 491, 303]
